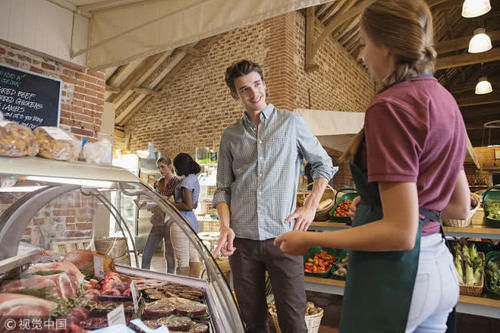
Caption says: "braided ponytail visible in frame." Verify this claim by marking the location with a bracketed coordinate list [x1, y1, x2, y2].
[361, 0, 436, 90]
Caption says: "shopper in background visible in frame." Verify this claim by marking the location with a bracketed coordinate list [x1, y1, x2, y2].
[141, 157, 178, 273]
[171, 153, 202, 277]
[275, 1, 469, 332]
[213, 60, 336, 333]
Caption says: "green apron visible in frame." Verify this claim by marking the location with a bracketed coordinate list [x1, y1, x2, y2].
[339, 159, 441, 333]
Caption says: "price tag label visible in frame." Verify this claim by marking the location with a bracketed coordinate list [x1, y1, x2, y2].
[107, 304, 126, 327]
[94, 255, 105, 279]
[130, 280, 139, 312]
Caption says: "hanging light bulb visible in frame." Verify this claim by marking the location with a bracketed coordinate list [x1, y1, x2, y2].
[468, 28, 492, 53]
[475, 77, 493, 95]
[462, 0, 491, 18]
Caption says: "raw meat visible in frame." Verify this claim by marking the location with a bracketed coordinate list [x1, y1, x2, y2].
[0, 293, 56, 317]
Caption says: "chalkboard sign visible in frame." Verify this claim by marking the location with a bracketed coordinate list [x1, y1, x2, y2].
[0, 64, 61, 129]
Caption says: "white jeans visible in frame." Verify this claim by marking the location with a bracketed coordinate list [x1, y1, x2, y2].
[406, 233, 459, 333]
[170, 223, 199, 269]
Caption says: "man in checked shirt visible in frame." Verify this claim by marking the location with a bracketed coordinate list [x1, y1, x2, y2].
[213, 60, 336, 333]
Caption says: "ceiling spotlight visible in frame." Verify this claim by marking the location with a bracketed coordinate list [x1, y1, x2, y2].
[468, 28, 492, 53]
[475, 77, 493, 95]
[462, 0, 491, 18]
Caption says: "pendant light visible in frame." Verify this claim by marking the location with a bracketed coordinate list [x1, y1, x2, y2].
[468, 28, 492, 53]
[462, 0, 491, 18]
[475, 77, 493, 95]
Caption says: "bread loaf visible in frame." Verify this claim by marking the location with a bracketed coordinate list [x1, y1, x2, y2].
[0, 120, 39, 157]
[34, 126, 79, 161]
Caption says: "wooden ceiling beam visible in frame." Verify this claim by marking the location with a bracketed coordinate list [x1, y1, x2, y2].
[177, 46, 202, 57]
[340, 26, 360, 46]
[106, 84, 120, 93]
[336, 17, 360, 41]
[118, 95, 154, 126]
[310, 0, 371, 69]
[465, 134, 481, 169]
[435, 48, 500, 70]
[108, 52, 164, 104]
[436, 31, 500, 55]
[106, 63, 130, 86]
[118, 40, 209, 126]
[462, 110, 500, 123]
[133, 87, 158, 95]
[320, 0, 347, 24]
[316, 2, 335, 19]
[305, 7, 319, 72]
[457, 92, 500, 107]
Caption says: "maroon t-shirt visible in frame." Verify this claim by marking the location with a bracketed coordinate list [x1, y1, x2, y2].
[358, 76, 466, 235]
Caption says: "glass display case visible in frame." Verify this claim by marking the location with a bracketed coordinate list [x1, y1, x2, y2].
[0, 156, 244, 332]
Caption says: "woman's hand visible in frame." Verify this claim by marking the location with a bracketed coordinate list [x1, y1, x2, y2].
[349, 196, 361, 220]
[274, 231, 311, 256]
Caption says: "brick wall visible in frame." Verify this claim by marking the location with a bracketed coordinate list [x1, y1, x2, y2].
[0, 41, 106, 248]
[0, 41, 106, 142]
[293, 13, 374, 112]
[120, 11, 374, 159]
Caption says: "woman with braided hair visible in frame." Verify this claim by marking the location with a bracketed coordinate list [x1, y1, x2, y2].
[275, 1, 469, 332]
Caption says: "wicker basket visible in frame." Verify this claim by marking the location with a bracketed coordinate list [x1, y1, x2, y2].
[443, 193, 481, 228]
[297, 184, 336, 221]
[269, 307, 323, 333]
[459, 252, 485, 297]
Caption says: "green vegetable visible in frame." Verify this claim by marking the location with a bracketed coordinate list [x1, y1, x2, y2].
[473, 266, 482, 285]
[486, 260, 500, 295]
[465, 259, 475, 285]
[485, 200, 500, 220]
[32, 270, 64, 276]
[10, 286, 55, 299]
[454, 255, 464, 284]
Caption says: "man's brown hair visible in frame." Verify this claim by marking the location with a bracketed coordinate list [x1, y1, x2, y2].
[225, 60, 264, 93]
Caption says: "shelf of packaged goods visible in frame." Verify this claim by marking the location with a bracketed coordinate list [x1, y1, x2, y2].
[310, 222, 500, 240]
[304, 276, 500, 319]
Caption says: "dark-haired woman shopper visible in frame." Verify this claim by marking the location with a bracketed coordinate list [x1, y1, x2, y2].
[142, 157, 178, 273]
[275, 1, 469, 332]
[171, 153, 202, 277]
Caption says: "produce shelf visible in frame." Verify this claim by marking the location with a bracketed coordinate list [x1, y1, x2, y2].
[304, 276, 500, 319]
[310, 222, 500, 240]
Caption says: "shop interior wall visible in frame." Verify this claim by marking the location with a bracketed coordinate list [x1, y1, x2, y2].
[0, 40, 107, 245]
[118, 11, 375, 170]
[0, 41, 106, 142]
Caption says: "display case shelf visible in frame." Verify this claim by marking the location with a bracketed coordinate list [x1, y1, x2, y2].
[307, 220, 500, 319]
[310, 222, 500, 240]
[304, 276, 500, 319]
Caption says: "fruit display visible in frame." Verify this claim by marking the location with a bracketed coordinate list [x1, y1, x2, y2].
[332, 200, 352, 217]
[304, 251, 336, 274]
[329, 188, 358, 223]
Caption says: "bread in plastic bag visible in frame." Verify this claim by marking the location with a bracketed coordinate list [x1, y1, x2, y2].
[82, 136, 112, 164]
[33, 126, 81, 161]
[0, 113, 39, 157]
